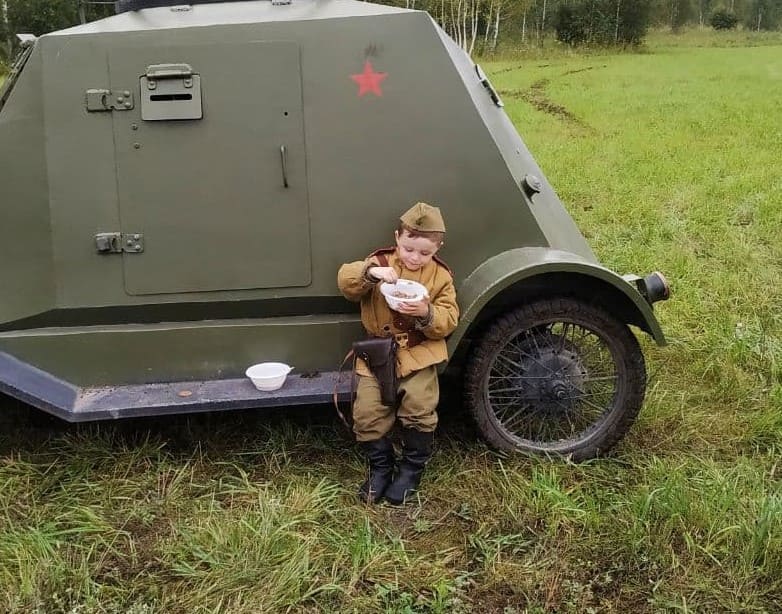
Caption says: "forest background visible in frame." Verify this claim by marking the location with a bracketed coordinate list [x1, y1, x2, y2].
[1, 0, 782, 67]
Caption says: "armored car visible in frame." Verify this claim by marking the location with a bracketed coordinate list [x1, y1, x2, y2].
[0, 0, 668, 458]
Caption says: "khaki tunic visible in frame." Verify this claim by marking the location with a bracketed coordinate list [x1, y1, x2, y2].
[337, 248, 459, 440]
[337, 249, 459, 378]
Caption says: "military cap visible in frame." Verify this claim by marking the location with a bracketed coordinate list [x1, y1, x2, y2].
[399, 202, 446, 233]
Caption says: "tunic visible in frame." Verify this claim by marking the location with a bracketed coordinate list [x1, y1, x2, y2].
[337, 248, 459, 378]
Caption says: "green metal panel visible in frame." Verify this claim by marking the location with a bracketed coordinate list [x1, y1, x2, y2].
[0, 45, 55, 325]
[435, 29, 597, 260]
[32, 12, 555, 312]
[38, 34, 126, 313]
[0, 314, 362, 387]
[110, 41, 311, 295]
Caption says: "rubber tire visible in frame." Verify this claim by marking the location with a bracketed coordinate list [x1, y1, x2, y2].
[464, 297, 646, 461]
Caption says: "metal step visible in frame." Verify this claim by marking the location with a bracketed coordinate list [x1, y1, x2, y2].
[0, 352, 352, 422]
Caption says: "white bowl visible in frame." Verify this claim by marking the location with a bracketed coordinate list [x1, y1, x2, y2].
[245, 362, 293, 391]
[379, 280, 428, 311]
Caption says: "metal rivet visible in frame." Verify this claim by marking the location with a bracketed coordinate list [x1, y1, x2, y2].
[126, 239, 134, 246]
[117, 96, 124, 103]
[133, 143, 141, 149]
[133, 234, 140, 240]
[124, 91, 130, 97]
[131, 124, 138, 130]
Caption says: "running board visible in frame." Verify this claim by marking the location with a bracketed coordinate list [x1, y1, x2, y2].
[0, 352, 351, 422]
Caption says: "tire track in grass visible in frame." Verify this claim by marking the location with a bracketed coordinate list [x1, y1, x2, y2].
[500, 79, 587, 129]
[498, 66, 605, 133]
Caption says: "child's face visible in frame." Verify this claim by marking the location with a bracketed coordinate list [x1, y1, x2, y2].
[394, 229, 441, 272]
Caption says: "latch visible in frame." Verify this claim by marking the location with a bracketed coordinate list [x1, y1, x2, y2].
[474, 64, 504, 108]
[141, 63, 202, 120]
[85, 89, 135, 112]
[95, 232, 144, 254]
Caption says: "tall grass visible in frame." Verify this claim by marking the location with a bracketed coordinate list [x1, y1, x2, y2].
[1, 32, 781, 612]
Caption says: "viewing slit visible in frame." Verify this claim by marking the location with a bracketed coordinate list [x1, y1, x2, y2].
[150, 93, 193, 101]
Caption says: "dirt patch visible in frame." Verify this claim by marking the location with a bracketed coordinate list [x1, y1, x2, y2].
[499, 78, 588, 130]
[491, 63, 525, 74]
[562, 65, 604, 76]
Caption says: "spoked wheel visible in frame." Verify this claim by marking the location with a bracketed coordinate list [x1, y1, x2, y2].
[465, 298, 646, 460]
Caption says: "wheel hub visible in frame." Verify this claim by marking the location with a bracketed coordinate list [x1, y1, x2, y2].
[517, 334, 586, 413]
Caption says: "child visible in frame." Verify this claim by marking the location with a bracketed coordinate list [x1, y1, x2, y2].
[337, 202, 459, 505]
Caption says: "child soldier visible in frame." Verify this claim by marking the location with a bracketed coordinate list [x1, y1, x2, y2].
[337, 202, 459, 504]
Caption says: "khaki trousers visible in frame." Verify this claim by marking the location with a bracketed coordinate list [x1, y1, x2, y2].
[352, 366, 439, 442]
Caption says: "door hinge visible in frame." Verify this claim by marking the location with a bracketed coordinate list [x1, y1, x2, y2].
[86, 88, 135, 112]
[95, 232, 144, 253]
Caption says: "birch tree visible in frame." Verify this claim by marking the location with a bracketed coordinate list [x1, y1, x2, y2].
[491, 0, 504, 49]
[1, 0, 10, 63]
[482, 0, 509, 52]
[440, 0, 484, 54]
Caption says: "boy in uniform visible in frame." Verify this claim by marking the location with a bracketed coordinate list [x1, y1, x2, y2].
[337, 202, 459, 504]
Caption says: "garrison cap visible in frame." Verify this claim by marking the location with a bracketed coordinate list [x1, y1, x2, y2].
[399, 202, 446, 233]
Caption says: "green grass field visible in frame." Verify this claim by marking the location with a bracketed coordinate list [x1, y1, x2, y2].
[2, 32, 782, 612]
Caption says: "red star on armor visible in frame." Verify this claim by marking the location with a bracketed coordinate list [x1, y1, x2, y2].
[350, 60, 388, 97]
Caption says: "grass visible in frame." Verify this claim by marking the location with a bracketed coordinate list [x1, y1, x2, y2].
[486, 26, 782, 61]
[2, 30, 782, 612]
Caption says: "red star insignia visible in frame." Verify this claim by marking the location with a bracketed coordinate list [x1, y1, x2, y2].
[350, 60, 388, 97]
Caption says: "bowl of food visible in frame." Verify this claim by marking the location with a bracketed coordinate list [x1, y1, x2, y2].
[245, 362, 293, 391]
[379, 279, 428, 311]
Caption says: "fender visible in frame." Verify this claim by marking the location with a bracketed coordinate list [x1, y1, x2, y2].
[447, 247, 666, 357]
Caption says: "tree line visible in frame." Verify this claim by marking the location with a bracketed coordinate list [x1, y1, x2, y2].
[1, 0, 114, 64]
[2, 0, 781, 66]
[385, 0, 781, 52]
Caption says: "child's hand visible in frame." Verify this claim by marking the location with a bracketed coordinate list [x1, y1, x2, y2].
[369, 267, 399, 283]
[396, 296, 430, 318]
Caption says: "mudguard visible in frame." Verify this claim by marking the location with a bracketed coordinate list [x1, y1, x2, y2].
[447, 247, 666, 356]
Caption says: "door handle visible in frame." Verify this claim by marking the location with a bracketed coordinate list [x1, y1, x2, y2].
[280, 145, 289, 188]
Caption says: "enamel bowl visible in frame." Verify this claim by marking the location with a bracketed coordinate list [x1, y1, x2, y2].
[245, 362, 293, 391]
[379, 280, 428, 311]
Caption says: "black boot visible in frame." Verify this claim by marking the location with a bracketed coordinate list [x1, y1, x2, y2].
[384, 429, 434, 505]
[358, 437, 396, 504]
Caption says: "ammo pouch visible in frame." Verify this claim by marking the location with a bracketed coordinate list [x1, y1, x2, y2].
[353, 337, 399, 407]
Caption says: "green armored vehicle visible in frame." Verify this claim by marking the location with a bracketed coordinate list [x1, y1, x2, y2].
[0, 0, 668, 459]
